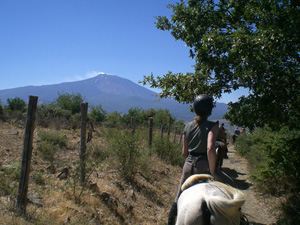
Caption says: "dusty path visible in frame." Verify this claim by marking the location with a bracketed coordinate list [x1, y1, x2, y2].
[222, 145, 278, 225]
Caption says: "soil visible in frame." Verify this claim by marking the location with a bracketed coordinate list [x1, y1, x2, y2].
[223, 145, 279, 225]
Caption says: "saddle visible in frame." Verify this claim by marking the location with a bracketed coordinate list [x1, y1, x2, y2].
[181, 174, 214, 191]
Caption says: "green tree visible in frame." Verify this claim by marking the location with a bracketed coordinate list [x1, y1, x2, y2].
[6, 97, 27, 112]
[153, 108, 175, 128]
[122, 107, 145, 126]
[105, 111, 122, 128]
[55, 92, 84, 115]
[142, 0, 300, 130]
[89, 105, 107, 122]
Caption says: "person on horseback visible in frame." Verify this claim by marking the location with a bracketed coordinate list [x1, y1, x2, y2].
[167, 94, 234, 225]
[220, 123, 226, 142]
[232, 127, 240, 144]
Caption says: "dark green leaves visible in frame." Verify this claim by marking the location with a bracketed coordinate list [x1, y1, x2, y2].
[143, 0, 300, 130]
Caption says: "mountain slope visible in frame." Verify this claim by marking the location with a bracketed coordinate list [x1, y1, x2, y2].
[0, 74, 228, 121]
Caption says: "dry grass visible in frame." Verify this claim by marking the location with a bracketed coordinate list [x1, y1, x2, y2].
[0, 120, 181, 224]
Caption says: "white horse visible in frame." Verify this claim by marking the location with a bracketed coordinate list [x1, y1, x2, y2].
[176, 174, 246, 225]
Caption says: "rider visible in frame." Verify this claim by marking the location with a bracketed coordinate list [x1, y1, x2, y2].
[217, 122, 228, 159]
[167, 95, 234, 225]
[232, 127, 241, 144]
[220, 123, 226, 142]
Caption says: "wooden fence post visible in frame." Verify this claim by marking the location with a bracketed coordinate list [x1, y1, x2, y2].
[148, 117, 153, 148]
[80, 102, 88, 185]
[16, 95, 38, 214]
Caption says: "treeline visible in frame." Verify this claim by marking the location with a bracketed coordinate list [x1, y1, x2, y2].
[0, 93, 185, 131]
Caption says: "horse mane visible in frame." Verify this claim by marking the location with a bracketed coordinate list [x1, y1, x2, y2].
[181, 174, 246, 225]
[206, 181, 245, 225]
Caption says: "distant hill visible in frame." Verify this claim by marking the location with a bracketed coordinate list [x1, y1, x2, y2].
[0, 74, 228, 122]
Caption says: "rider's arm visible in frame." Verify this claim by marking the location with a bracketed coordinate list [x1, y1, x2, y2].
[207, 124, 219, 176]
[182, 134, 188, 159]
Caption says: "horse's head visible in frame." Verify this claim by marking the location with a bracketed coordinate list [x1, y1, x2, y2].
[177, 174, 246, 225]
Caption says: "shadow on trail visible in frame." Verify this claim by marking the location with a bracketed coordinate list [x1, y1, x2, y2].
[222, 167, 251, 190]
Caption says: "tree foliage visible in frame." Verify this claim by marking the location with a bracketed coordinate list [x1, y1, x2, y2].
[122, 107, 177, 128]
[142, 0, 300, 130]
[89, 105, 107, 122]
[6, 97, 27, 112]
[55, 92, 84, 115]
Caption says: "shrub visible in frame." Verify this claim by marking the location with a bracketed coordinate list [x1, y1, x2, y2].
[152, 135, 184, 167]
[87, 142, 110, 163]
[236, 127, 300, 223]
[37, 103, 72, 128]
[37, 131, 68, 171]
[0, 162, 20, 196]
[5, 97, 27, 113]
[277, 193, 300, 225]
[104, 128, 147, 183]
[89, 105, 107, 123]
[235, 127, 300, 194]
[104, 111, 122, 128]
[55, 92, 84, 115]
[38, 131, 67, 148]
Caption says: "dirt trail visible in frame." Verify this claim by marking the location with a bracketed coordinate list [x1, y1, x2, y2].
[222, 145, 277, 225]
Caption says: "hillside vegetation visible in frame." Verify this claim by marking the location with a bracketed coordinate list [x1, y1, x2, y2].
[0, 120, 184, 224]
[0, 94, 187, 224]
[1, 94, 300, 224]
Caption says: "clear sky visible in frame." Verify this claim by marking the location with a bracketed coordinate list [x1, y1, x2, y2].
[0, 0, 247, 104]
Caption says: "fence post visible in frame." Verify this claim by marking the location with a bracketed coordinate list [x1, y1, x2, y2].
[16, 95, 38, 214]
[148, 117, 153, 148]
[80, 102, 88, 185]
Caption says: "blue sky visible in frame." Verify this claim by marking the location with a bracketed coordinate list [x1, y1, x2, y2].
[0, 0, 247, 104]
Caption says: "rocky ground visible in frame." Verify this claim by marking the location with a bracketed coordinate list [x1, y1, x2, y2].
[223, 145, 279, 225]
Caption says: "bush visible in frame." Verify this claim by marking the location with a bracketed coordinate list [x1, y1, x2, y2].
[55, 92, 84, 115]
[87, 142, 110, 163]
[152, 135, 184, 167]
[0, 162, 20, 196]
[104, 111, 122, 128]
[38, 131, 67, 148]
[277, 193, 300, 225]
[5, 97, 27, 113]
[37, 103, 72, 128]
[236, 127, 300, 194]
[236, 127, 300, 223]
[104, 128, 147, 183]
[89, 105, 107, 123]
[37, 131, 68, 171]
